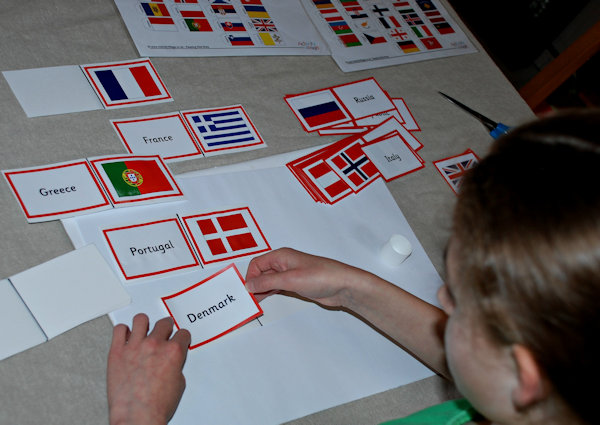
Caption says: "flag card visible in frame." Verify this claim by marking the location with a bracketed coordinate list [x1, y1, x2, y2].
[330, 78, 395, 120]
[284, 89, 351, 132]
[162, 263, 262, 349]
[325, 139, 380, 192]
[5, 244, 130, 348]
[181, 105, 266, 156]
[181, 207, 271, 266]
[360, 116, 422, 151]
[103, 218, 200, 281]
[111, 112, 204, 162]
[361, 132, 424, 181]
[304, 159, 353, 203]
[89, 155, 183, 206]
[433, 148, 479, 194]
[81, 58, 172, 109]
[2, 159, 112, 223]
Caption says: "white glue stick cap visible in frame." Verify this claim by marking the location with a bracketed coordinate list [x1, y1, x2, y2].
[380, 234, 412, 267]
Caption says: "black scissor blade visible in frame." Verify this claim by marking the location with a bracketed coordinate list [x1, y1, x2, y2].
[438, 91, 497, 132]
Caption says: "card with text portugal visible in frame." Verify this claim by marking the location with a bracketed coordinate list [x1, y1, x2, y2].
[81, 58, 172, 109]
[89, 155, 183, 206]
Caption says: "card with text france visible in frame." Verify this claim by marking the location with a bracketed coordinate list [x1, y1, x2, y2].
[2, 159, 112, 223]
[162, 264, 263, 349]
[111, 112, 204, 162]
[89, 155, 184, 206]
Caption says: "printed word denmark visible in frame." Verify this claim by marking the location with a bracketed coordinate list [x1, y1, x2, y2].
[187, 294, 236, 322]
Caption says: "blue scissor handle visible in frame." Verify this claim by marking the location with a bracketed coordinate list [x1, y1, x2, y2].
[490, 123, 510, 140]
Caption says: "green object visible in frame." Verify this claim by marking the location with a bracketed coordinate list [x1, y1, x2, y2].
[380, 399, 481, 425]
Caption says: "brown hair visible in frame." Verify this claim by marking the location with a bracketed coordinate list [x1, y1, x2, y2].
[452, 109, 600, 423]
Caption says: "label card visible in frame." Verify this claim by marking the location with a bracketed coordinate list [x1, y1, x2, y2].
[111, 112, 204, 162]
[89, 155, 183, 206]
[331, 78, 395, 120]
[181, 207, 271, 266]
[2, 160, 111, 223]
[362, 133, 424, 181]
[162, 264, 263, 349]
[103, 218, 199, 280]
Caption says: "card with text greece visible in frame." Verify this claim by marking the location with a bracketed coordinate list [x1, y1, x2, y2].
[162, 264, 263, 349]
[2, 159, 112, 223]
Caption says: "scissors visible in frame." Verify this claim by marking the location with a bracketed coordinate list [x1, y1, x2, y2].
[438, 91, 510, 139]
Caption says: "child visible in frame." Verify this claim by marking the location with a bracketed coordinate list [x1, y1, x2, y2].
[107, 109, 599, 425]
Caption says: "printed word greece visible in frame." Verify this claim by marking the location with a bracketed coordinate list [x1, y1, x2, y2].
[129, 240, 174, 256]
[187, 294, 236, 323]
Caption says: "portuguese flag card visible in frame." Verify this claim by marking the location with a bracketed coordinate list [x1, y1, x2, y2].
[89, 155, 183, 205]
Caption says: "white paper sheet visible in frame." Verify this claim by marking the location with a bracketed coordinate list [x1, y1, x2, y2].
[8, 244, 131, 340]
[63, 163, 443, 425]
[0, 279, 47, 361]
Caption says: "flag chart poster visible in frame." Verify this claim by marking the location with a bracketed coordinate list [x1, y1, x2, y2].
[89, 155, 183, 205]
[181, 207, 271, 266]
[81, 58, 172, 108]
[181, 105, 266, 155]
[301, 0, 477, 71]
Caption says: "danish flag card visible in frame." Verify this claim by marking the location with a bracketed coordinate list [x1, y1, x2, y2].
[81, 58, 172, 109]
[433, 148, 480, 194]
[162, 263, 262, 349]
[181, 207, 271, 267]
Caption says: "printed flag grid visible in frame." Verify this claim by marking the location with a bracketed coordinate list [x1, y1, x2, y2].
[184, 106, 264, 153]
[185, 208, 270, 264]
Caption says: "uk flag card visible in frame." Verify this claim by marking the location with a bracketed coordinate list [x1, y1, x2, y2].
[433, 148, 480, 194]
[81, 58, 172, 109]
[181, 207, 271, 267]
[180, 105, 266, 156]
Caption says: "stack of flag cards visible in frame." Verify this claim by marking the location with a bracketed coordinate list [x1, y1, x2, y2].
[161, 263, 263, 349]
[0, 244, 130, 361]
[101, 206, 271, 282]
[111, 104, 266, 162]
[3, 58, 172, 117]
[3, 154, 183, 223]
[285, 78, 425, 204]
[433, 148, 479, 194]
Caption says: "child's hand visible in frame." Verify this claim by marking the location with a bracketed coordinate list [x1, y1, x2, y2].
[107, 313, 191, 425]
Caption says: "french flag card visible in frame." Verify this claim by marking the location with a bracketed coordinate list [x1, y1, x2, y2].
[81, 58, 172, 108]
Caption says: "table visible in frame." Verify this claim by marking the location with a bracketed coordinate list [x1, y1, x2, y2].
[0, 1, 533, 424]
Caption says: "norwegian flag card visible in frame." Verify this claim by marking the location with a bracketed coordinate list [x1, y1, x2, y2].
[180, 207, 271, 267]
[361, 131, 424, 182]
[111, 112, 204, 162]
[89, 155, 183, 206]
[2, 159, 112, 223]
[103, 217, 200, 281]
[162, 264, 262, 349]
[180, 105, 266, 156]
[324, 139, 381, 193]
[81, 58, 172, 109]
[433, 148, 480, 194]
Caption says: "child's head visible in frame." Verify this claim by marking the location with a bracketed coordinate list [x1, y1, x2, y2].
[449, 109, 600, 424]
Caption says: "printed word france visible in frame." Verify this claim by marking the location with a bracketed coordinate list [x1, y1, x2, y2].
[187, 294, 236, 323]
[130, 240, 174, 256]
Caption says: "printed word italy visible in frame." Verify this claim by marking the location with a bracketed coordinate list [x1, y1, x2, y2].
[187, 294, 236, 323]
[130, 240, 174, 256]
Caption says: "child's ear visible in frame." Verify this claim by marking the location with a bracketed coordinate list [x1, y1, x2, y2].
[511, 344, 549, 410]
